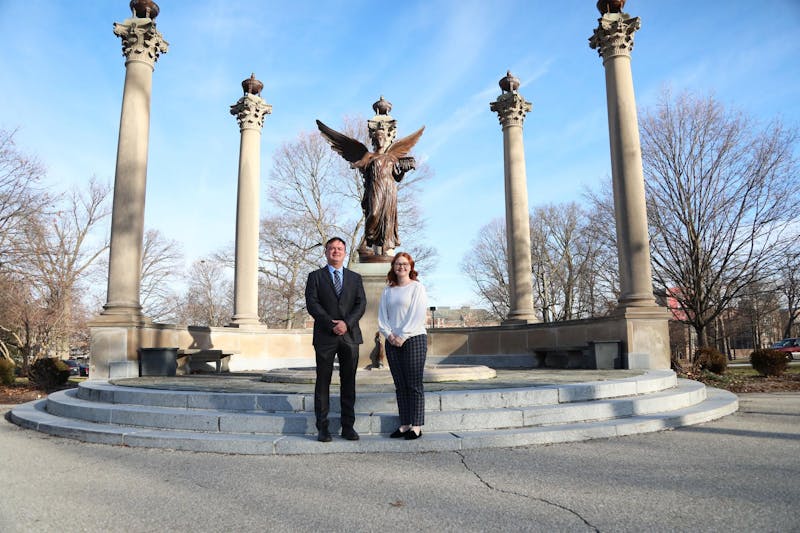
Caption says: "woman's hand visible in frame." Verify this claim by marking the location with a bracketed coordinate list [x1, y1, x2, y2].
[388, 334, 405, 347]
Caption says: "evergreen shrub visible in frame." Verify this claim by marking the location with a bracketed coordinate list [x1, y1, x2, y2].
[28, 358, 70, 392]
[0, 359, 15, 386]
[694, 347, 727, 374]
[750, 349, 789, 377]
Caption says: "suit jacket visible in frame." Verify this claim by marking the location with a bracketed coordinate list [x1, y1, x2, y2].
[305, 266, 366, 346]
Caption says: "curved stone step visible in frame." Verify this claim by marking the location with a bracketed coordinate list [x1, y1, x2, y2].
[75, 369, 678, 412]
[8, 387, 738, 455]
[44, 379, 704, 435]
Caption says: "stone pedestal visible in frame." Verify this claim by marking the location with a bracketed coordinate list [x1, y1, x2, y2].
[614, 305, 671, 369]
[348, 261, 390, 364]
[229, 76, 271, 326]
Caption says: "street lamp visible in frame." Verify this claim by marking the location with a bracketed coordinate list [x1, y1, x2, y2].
[429, 306, 437, 329]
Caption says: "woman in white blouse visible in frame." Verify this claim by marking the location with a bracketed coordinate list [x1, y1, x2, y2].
[378, 252, 428, 440]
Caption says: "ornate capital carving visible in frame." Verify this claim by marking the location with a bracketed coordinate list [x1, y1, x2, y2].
[230, 94, 272, 131]
[490, 93, 532, 128]
[113, 17, 169, 68]
[589, 13, 640, 61]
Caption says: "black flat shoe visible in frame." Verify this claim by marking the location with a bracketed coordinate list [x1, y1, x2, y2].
[390, 428, 409, 438]
[317, 429, 332, 442]
[342, 428, 360, 441]
[404, 429, 422, 440]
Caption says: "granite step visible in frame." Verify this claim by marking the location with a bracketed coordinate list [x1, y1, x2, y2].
[74, 369, 679, 412]
[44, 379, 706, 435]
[8, 387, 738, 455]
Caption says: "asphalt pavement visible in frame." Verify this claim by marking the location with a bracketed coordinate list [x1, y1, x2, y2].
[2, 392, 798, 532]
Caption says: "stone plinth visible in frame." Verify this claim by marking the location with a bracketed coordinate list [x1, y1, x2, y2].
[348, 261, 391, 364]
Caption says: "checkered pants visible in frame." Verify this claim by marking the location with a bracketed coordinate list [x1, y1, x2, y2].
[385, 334, 427, 426]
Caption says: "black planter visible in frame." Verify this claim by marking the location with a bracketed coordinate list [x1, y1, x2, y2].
[138, 347, 178, 377]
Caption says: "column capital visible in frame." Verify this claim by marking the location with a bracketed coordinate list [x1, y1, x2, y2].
[230, 94, 272, 131]
[113, 17, 169, 68]
[589, 13, 640, 61]
[490, 93, 532, 128]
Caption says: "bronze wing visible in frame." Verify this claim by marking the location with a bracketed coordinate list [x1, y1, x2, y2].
[386, 126, 425, 158]
[316, 120, 369, 164]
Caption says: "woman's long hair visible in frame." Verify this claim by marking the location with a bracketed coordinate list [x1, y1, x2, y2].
[387, 252, 418, 286]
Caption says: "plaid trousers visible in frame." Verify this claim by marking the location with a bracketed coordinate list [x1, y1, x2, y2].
[385, 334, 427, 426]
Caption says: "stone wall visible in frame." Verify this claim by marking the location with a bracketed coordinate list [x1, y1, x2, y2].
[89, 312, 670, 378]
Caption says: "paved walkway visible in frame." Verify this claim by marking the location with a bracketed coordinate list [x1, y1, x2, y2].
[2, 392, 798, 532]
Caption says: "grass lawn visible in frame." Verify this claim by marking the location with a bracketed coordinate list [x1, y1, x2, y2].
[684, 365, 800, 393]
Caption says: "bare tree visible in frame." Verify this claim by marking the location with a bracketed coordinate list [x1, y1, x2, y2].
[0, 175, 110, 371]
[269, 130, 344, 247]
[776, 251, 800, 338]
[641, 90, 800, 347]
[140, 228, 185, 323]
[464, 201, 620, 323]
[0, 129, 49, 363]
[20, 177, 111, 359]
[462, 218, 511, 320]
[0, 271, 30, 363]
[532, 204, 581, 321]
[258, 214, 321, 328]
[583, 183, 621, 314]
[175, 257, 232, 327]
[531, 202, 618, 322]
[735, 281, 782, 349]
[0, 129, 49, 271]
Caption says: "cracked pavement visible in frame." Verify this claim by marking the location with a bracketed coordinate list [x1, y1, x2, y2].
[2, 392, 798, 532]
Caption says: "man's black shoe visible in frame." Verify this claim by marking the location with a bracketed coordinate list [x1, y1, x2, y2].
[318, 429, 332, 442]
[341, 428, 360, 441]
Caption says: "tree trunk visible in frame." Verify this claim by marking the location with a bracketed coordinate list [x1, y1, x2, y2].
[696, 325, 708, 351]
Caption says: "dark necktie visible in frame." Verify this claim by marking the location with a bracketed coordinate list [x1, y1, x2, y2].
[333, 269, 342, 296]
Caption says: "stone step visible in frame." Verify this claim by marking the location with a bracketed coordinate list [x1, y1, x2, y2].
[8, 388, 738, 455]
[75, 369, 678, 412]
[45, 380, 706, 435]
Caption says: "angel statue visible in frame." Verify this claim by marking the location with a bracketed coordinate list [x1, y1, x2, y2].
[316, 97, 424, 261]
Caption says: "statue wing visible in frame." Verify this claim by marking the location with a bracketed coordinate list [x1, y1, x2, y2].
[316, 120, 369, 163]
[387, 126, 425, 158]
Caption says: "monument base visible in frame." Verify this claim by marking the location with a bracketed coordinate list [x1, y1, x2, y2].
[348, 260, 390, 364]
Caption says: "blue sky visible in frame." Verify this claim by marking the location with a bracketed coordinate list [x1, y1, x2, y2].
[1, 0, 799, 307]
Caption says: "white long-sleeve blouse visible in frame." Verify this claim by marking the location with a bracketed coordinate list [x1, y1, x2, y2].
[377, 280, 428, 341]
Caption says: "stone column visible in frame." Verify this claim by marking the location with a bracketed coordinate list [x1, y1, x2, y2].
[490, 72, 538, 323]
[101, 4, 168, 322]
[229, 74, 272, 326]
[590, 5, 656, 309]
[590, 2, 670, 370]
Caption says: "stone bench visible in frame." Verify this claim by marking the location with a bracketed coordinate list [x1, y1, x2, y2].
[177, 349, 232, 374]
[533, 341, 621, 369]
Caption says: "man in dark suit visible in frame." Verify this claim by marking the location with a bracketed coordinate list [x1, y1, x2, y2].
[305, 237, 366, 442]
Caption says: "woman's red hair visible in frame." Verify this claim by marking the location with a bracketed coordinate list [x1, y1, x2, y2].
[387, 252, 418, 286]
